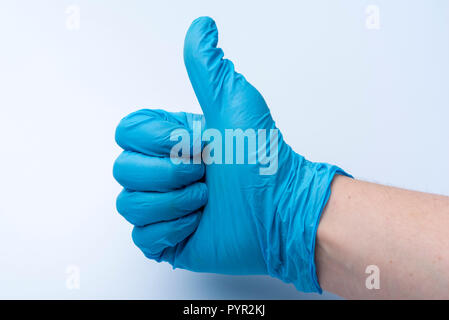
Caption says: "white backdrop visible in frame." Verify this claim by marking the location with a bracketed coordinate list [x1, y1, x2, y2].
[0, 0, 448, 299]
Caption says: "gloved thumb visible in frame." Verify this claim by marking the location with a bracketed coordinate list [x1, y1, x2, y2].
[184, 17, 271, 127]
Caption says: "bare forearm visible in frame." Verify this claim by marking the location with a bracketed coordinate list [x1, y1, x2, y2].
[316, 175, 449, 299]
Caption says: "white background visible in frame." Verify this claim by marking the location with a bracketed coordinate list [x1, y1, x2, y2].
[0, 0, 448, 299]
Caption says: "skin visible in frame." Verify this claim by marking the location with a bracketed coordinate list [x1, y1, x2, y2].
[316, 175, 449, 299]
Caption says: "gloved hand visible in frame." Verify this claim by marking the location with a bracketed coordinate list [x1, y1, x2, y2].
[113, 17, 350, 293]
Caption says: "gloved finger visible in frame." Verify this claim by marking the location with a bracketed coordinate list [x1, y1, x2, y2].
[184, 16, 237, 117]
[184, 17, 272, 127]
[113, 151, 204, 192]
[115, 109, 205, 157]
[116, 182, 208, 226]
[132, 211, 202, 262]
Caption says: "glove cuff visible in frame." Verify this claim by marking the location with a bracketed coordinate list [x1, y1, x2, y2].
[268, 156, 351, 293]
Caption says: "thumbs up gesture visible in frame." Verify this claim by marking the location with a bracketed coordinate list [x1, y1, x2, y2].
[113, 17, 350, 293]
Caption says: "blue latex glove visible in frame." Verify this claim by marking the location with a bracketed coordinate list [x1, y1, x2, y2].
[113, 17, 350, 293]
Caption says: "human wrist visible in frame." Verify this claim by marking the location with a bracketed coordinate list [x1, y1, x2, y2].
[314, 174, 355, 295]
[269, 154, 350, 293]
